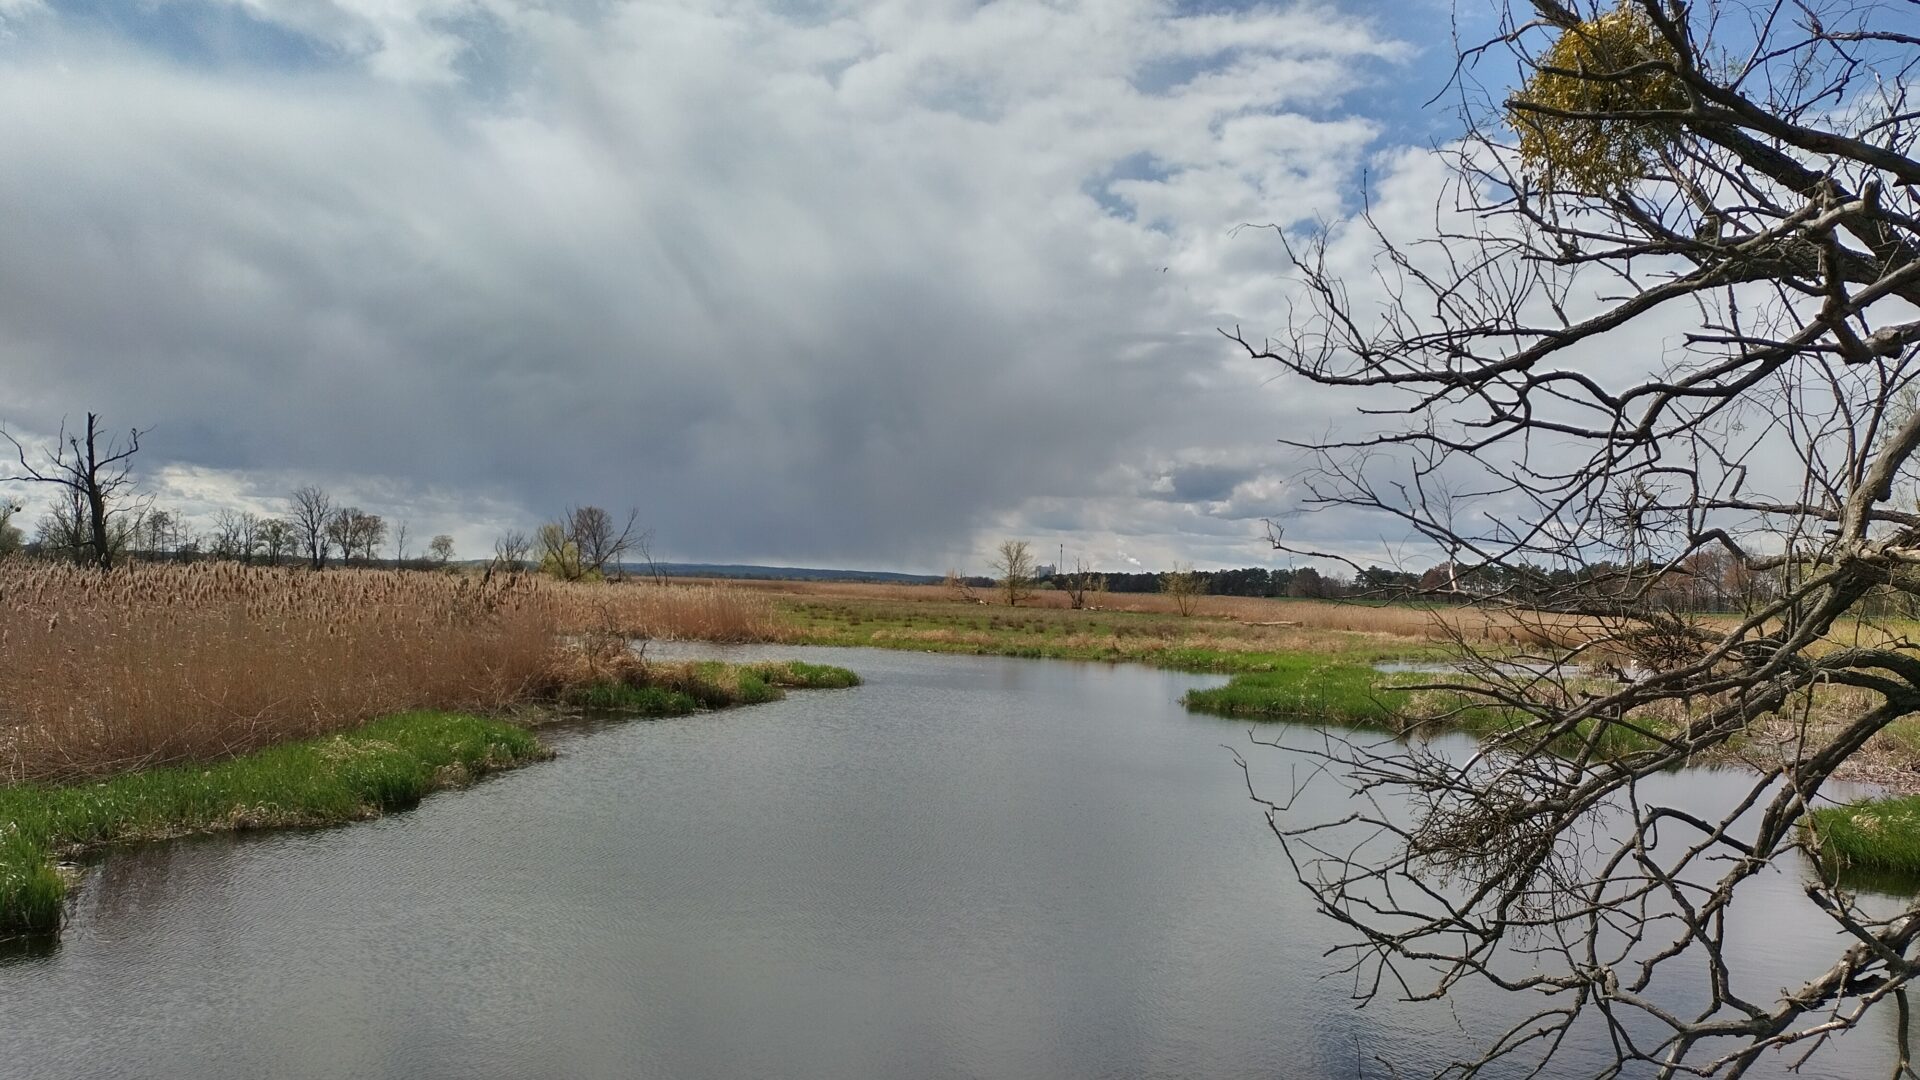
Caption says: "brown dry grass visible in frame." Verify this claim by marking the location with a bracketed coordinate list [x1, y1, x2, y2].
[0, 562, 561, 783]
[548, 580, 786, 643]
[695, 577, 1587, 646]
[0, 565, 802, 782]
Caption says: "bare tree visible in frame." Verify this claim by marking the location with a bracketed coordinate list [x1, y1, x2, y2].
[33, 489, 90, 565]
[1158, 561, 1202, 617]
[493, 529, 532, 573]
[428, 534, 455, 567]
[324, 509, 356, 567]
[1233, 3, 1920, 1074]
[1059, 557, 1105, 609]
[289, 486, 334, 570]
[209, 510, 262, 564]
[326, 508, 386, 566]
[258, 518, 297, 567]
[565, 505, 645, 580]
[991, 540, 1035, 607]
[0, 498, 21, 558]
[2, 413, 144, 570]
[392, 521, 411, 567]
[944, 567, 984, 603]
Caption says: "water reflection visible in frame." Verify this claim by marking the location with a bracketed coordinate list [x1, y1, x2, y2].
[0, 646, 1900, 1079]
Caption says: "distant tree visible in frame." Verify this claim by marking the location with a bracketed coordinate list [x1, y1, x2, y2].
[209, 510, 262, 563]
[258, 518, 297, 567]
[391, 521, 411, 566]
[0, 498, 21, 558]
[326, 509, 386, 566]
[1159, 561, 1202, 616]
[493, 529, 532, 573]
[1059, 557, 1105, 609]
[536, 521, 586, 581]
[324, 509, 356, 566]
[1288, 566, 1325, 600]
[2, 412, 145, 570]
[289, 486, 334, 570]
[566, 505, 645, 580]
[34, 490, 89, 565]
[991, 540, 1035, 607]
[428, 534, 455, 567]
[137, 508, 178, 560]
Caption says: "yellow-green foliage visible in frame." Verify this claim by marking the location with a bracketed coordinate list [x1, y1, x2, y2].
[1509, 4, 1688, 192]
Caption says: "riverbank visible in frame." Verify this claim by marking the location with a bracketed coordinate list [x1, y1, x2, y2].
[0, 711, 543, 937]
[0, 658, 860, 939]
[768, 592, 1920, 860]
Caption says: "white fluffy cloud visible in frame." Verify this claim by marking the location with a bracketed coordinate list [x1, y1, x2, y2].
[0, 0, 1425, 571]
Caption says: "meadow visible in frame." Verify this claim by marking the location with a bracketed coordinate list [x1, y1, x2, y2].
[9, 560, 1920, 920]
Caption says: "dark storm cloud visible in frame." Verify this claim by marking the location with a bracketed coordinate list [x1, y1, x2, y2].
[0, 0, 1413, 570]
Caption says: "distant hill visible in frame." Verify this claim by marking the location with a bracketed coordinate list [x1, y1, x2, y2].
[627, 562, 944, 584]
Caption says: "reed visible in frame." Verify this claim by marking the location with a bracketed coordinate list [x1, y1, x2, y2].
[548, 581, 785, 643]
[0, 563, 825, 781]
[0, 563, 555, 783]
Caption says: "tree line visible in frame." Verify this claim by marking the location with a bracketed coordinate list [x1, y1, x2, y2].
[0, 414, 655, 581]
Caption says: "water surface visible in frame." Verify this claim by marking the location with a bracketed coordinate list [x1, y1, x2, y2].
[0, 647, 1898, 1079]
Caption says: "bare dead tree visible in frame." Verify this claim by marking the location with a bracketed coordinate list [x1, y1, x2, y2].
[1, 413, 144, 570]
[209, 509, 262, 564]
[289, 486, 334, 570]
[493, 529, 532, 573]
[1232, 3, 1920, 1075]
[1060, 556, 1106, 609]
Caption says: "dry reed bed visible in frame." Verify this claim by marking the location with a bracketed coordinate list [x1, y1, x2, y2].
[547, 580, 785, 643]
[0, 564, 557, 783]
[0, 566, 789, 783]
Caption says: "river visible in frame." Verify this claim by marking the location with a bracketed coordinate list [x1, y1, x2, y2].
[0, 646, 1900, 1078]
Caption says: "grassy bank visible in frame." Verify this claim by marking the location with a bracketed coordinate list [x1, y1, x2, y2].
[0, 711, 545, 937]
[1806, 796, 1920, 879]
[1180, 655, 1410, 724]
[0, 653, 864, 937]
[1, 658, 862, 939]
[559, 660, 860, 714]
[774, 594, 1448, 727]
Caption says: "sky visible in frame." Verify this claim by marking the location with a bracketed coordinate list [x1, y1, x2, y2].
[0, 0, 1504, 574]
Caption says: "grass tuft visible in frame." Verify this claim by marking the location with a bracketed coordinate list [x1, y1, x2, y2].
[559, 660, 860, 716]
[1181, 658, 1408, 724]
[1807, 795, 1920, 880]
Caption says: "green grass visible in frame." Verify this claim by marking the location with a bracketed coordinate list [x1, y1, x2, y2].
[560, 683, 702, 713]
[1182, 663, 1670, 761]
[0, 711, 546, 938]
[560, 660, 861, 715]
[1807, 795, 1920, 880]
[761, 660, 862, 689]
[1181, 657, 1410, 723]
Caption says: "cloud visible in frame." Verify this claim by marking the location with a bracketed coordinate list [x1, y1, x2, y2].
[0, 0, 1415, 570]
